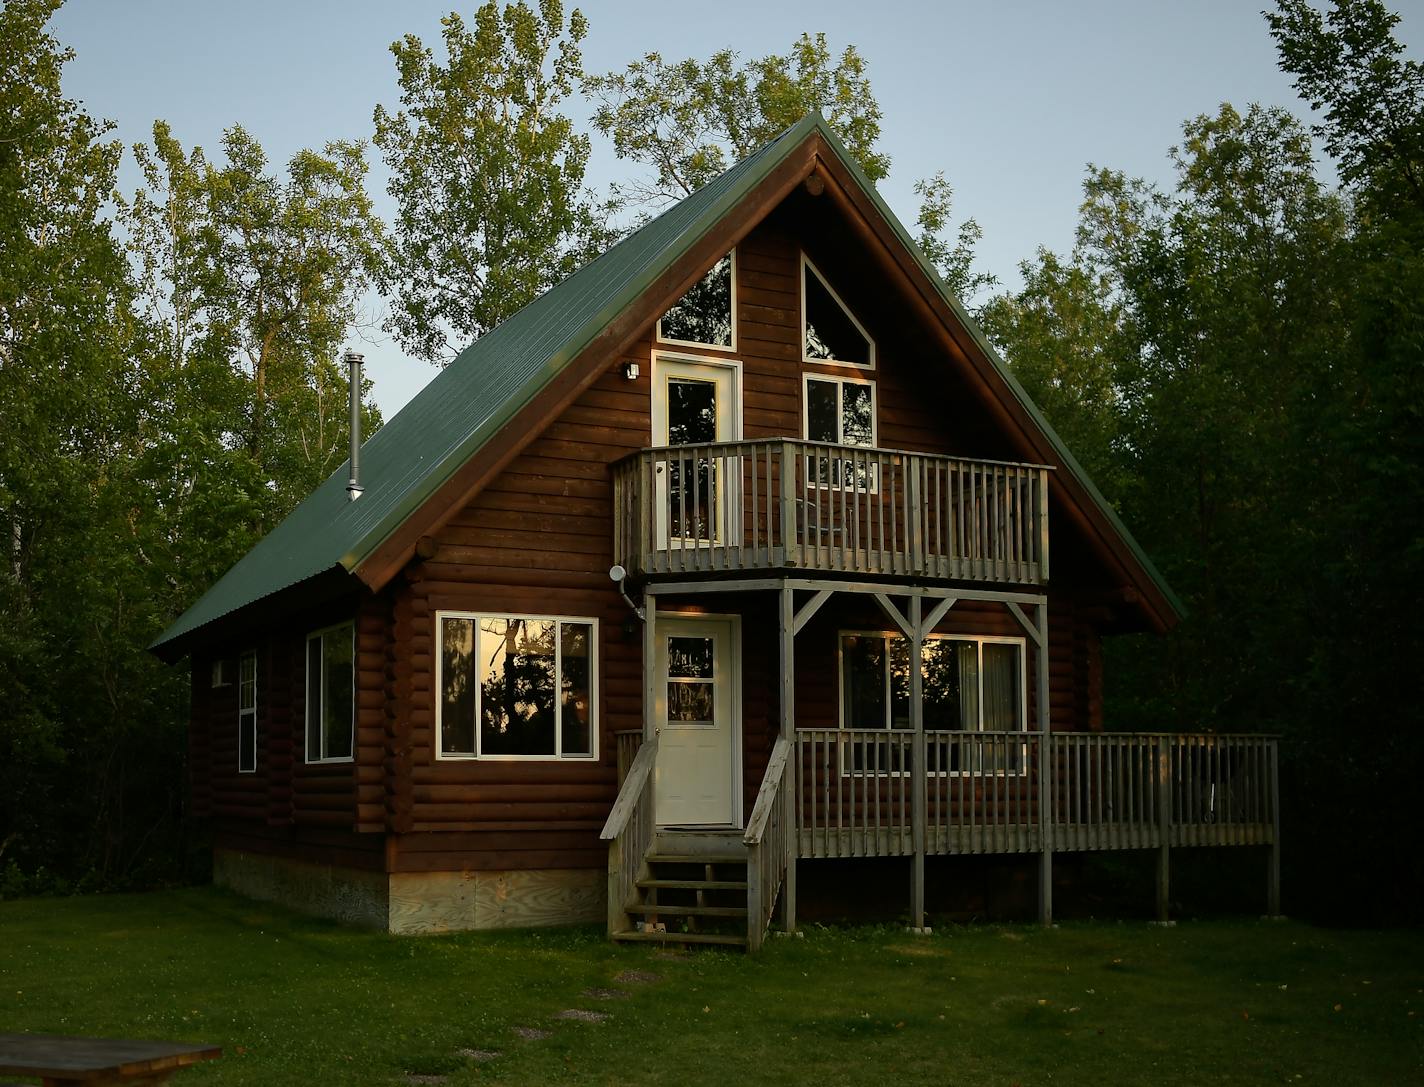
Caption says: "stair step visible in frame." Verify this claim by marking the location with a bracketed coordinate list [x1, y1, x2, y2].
[612, 929, 747, 947]
[636, 878, 748, 891]
[627, 902, 747, 918]
[647, 853, 746, 866]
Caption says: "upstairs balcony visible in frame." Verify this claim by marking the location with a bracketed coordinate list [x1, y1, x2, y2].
[612, 439, 1052, 585]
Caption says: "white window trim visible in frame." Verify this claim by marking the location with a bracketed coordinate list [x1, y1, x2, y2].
[238, 649, 258, 774]
[656, 249, 738, 354]
[305, 622, 355, 765]
[801, 252, 876, 370]
[434, 611, 600, 762]
[835, 630, 1029, 778]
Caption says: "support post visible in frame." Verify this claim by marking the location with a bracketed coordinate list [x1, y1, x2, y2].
[1036, 602, 1053, 926]
[910, 596, 926, 931]
[779, 441, 797, 567]
[1267, 738, 1281, 916]
[642, 605, 658, 829]
[779, 583, 798, 932]
[1156, 739, 1171, 923]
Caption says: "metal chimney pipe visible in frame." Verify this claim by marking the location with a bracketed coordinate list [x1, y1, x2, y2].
[344, 350, 364, 501]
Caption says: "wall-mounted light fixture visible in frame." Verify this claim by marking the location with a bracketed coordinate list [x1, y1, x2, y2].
[623, 361, 640, 381]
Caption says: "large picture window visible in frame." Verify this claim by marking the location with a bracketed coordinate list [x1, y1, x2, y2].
[839, 631, 1025, 774]
[238, 650, 257, 773]
[306, 624, 354, 763]
[437, 613, 597, 760]
[657, 251, 735, 350]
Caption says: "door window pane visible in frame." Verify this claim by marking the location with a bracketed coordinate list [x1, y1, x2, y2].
[666, 378, 717, 445]
[842, 383, 875, 446]
[667, 636, 714, 726]
[479, 618, 557, 756]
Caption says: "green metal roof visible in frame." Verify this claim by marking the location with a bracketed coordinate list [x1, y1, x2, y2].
[153, 112, 1180, 657]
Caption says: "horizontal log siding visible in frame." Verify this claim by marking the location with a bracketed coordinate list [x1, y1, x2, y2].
[189, 596, 378, 853]
[400, 367, 646, 864]
[386, 210, 1117, 874]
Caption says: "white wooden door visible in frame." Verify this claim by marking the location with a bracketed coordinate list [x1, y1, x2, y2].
[651, 357, 740, 548]
[654, 617, 740, 827]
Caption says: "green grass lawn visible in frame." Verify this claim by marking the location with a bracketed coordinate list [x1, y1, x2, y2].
[1, 888, 1420, 1086]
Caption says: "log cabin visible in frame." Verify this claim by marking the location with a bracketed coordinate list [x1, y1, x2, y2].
[152, 114, 1280, 947]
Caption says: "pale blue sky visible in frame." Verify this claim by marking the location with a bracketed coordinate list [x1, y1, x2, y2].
[50, 0, 1424, 415]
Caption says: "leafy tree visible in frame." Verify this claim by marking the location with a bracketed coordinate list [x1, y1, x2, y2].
[977, 248, 1122, 489]
[1267, 0, 1424, 213]
[127, 122, 385, 519]
[587, 32, 888, 209]
[914, 172, 998, 305]
[0, 0, 177, 888]
[374, 1, 611, 363]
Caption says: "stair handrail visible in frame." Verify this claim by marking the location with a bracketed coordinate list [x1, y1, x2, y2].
[601, 734, 658, 841]
[744, 736, 793, 952]
[745, 736, 793, 844]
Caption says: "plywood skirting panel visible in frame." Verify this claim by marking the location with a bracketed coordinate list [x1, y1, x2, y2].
[388, 868, 604, 935]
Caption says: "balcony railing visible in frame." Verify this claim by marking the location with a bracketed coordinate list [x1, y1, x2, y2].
[612, 439, 1051, 584]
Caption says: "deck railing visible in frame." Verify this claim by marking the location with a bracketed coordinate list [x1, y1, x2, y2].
[794, 730, 1277, 858]
[612, 439, 1051, 584]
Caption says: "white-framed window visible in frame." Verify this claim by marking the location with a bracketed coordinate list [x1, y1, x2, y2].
[238, 650, 257, 774]
[803, 373, 877, 490]
[802, 253, 875, 369]
[305, 623, 354, 763]
[436, 612, 597, 761]
[838, 631, 1027, 775]
[657, 250, 736, 352]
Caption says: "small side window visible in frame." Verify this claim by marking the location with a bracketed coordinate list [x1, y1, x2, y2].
[306, 624, 355, 763]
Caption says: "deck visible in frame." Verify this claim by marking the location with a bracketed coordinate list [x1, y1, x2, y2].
[610, 727, 1280, 949]
[612, 440, 1051, 584]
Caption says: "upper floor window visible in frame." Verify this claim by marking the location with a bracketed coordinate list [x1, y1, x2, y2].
[437, 613, 597, 761]
[238, 650, 257, 773]
[804, 374, 876, 448]
[306, 623, 354, 763]
[802, 254, 874, 369]
[658, 251, 734, 351]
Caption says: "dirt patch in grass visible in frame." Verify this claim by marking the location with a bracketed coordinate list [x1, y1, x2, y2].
[456, 1049, 501, 1063]
[583, 987, 631, 1000]
[614, 969, 661, 984]
[553, 1009, 609, 1023]
[510, 1026, 552, 1041]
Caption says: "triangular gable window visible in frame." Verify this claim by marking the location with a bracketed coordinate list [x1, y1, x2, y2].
[802, 254, 874, 369]
[657, 251, 735, 350]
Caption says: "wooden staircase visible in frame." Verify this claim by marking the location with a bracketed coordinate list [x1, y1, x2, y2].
[611, 831, 750, 949]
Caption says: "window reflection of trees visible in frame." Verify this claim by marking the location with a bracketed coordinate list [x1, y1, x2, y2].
[804, 265, 871, 366]
[439, 616, 593, 758]
[666, 378, 718, 540]
[659, 254, 732, 347]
